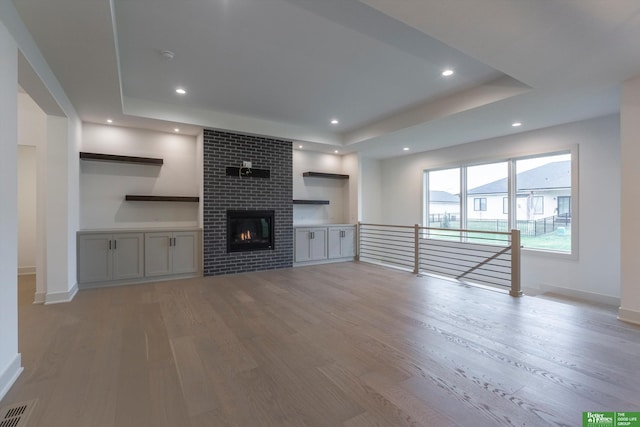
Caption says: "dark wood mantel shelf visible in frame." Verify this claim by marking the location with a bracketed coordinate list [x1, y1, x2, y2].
[80, 152, 163, 166]
[302, 172, 349, 179]
[293, 199, 330, 205]
[125, 195, 199, 202]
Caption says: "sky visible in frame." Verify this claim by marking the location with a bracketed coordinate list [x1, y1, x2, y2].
[428, 153, 570, 193]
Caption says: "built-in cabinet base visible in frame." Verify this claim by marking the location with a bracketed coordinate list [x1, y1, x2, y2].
[77, 228, 201, 288]
[294, 224, 356, 266]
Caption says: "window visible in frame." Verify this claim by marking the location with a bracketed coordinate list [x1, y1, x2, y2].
[424, 151, 573, 253]
[557, 196, 571, 218]
[426, 167, 460, 229]
[467, 161, 508, 230]
[474, 198, 487, 211]
[516, 194, 544, 215]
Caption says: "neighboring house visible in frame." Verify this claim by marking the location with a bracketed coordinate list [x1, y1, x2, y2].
[428, 190, 460, 223]
[467, 161, 571, 221]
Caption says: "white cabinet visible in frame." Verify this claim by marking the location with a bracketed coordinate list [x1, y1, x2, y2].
[295, 227, 327, 262]
[294, 224, 356, 265]
[145, 231, 199, 277]
[78, 229, 200, 288]
[328, 226, 355, 259]
[78, 232, 144, 283]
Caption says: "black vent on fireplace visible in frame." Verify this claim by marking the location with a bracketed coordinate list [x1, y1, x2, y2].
[227, 210, 275, 252]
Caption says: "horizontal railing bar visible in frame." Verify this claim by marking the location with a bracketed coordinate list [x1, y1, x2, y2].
[419, 249, 511, 262]
[360, 256, 414, 268]
[419, 267, 510, 286]
[419, 237, 511, 246]
[420, 260, 509, 274]
[359, 223, 416, 230]
[419, 263, 510, 278]
[362, 228, 413, 235]
[419, 245, 512, 256]
[419, 261, 511, 276]
[360, 247, 414, 260]
[361, 235, 415, 244]
[360, 222, 512, 236]
[361, 242, 415, 253]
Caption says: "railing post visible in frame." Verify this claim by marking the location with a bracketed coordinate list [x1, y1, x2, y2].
[356, 222, 361, 262]
[414, 224, 419, 274]
[510, 229, 523, 297]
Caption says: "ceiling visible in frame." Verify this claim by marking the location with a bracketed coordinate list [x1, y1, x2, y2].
[12, 0, 640, 158]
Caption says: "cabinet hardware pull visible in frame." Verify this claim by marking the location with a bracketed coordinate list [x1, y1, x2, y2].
[113, 240, 117, 250]
[108, 240, 111, 250]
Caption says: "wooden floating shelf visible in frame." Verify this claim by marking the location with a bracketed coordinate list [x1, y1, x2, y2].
[125, 195, 199, 202]
[293, 199, 330, 205]
[302, 172, 349, 179]
[80, 152, 163, 165]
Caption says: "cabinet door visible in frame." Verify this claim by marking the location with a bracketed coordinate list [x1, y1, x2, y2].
[328, 227, 356, 259]
[309, 228, 327, 260]
[112, 233, 144, 280]
[327, 228, 343, 259]
[340, 227, 355, 257]
[295, 229, 312, 262]
[78, 233, 112, 283]
[172, 231, 199, 274]
[145, 232, 173, 277]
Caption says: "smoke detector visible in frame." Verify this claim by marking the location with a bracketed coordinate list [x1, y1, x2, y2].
[160, 50, 175, 60]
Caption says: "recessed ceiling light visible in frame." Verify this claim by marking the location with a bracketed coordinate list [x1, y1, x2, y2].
[334, 150, 339, 154]
[442, 69, 454, 77]
[512, 122, 522, 127]
[298, 145, 303, 149]
[330, 119, 339, 125]
[174, 128, 180, 132]
[403, 147, 410, 151]
[175, 88, 186, 95]
[106, 119, 113, 123]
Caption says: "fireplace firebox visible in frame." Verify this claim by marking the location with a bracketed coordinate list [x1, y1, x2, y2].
[227, 210, 274, 252]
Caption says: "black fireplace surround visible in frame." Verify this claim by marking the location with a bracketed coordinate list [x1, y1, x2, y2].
[227, 210, 275, 252]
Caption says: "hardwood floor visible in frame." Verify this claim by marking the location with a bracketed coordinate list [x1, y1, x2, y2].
[5, 263, 640, 426]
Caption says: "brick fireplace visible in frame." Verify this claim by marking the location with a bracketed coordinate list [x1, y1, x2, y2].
[203, 129, 293, 275]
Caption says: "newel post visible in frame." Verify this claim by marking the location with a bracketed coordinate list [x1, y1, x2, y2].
[510, 229, 523, 297]
[414, 224, 420, 274]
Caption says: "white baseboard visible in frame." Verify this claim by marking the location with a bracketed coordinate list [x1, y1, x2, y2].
[0, 354, 23, 402]
[44, 283, 78, 305]
[17, 266, 35, 276]
[618, 307, 640, 325]
[533, 283, 620, 306]
[33, 291, 45, 305]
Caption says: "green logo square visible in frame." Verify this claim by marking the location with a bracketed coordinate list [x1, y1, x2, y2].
[583, 412, 640, 427]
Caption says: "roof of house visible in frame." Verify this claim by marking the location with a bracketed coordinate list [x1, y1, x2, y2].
[429, 190, 460, 203]
[468, 160, 570, 194]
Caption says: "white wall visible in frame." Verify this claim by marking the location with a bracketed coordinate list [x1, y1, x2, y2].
[376, 115, 621, 302]
[292, 149, 350, 225]
[620, 74, 640, 324]
[80, 123, 199, 229]
[0, 18, 22, 401]
[17, 91, 46, 276]
[17, 146, 36, 274]
[359, 156, 383, 223]
[343, 153, 359, 224]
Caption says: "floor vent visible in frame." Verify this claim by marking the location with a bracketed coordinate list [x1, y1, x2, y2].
[0, 400, 36, 427]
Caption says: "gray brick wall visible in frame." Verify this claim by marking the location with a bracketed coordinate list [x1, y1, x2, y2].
[203, 129, 293, 275]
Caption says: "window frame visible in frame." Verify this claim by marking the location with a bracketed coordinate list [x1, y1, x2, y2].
[423, 147, 578, 258]
[473, 197, 487, 211]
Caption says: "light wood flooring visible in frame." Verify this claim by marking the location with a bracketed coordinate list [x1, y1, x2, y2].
[5, 263, 640, 426]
